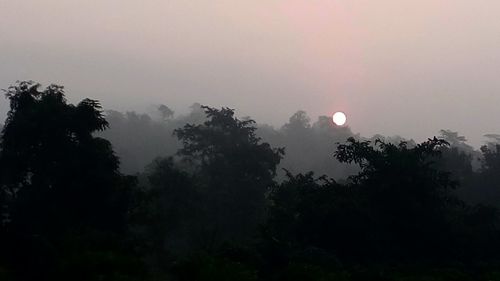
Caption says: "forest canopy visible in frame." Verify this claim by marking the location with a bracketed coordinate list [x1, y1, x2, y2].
[1, 82, 500, 280]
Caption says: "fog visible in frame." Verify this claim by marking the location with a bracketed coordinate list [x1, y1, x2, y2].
[3, 3, 500, 277]
[2, 0, 500, 147]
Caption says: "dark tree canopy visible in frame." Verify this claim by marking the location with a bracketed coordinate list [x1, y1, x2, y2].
[147, 106, 284, 250]
[334, 137, 464, 259]
[265, 171, 369, 263]
[2, 82, 500, 280]
[0, 81, 135, 236]
[263, 137, 500, 269]
[0, 81, 141, 280]
[175, 106, 284, 176]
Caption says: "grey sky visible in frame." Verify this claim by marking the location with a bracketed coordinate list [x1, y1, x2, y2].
[1, 1, 500, 147]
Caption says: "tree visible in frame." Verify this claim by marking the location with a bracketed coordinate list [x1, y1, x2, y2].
[139, 157, 200, 258]
[0, 81, 134, 233]
[282, 110, 311, 133]
[158, 104, 174, 120]
[439, 130, 471, 150]
[334, 137, 460, 259]
[0, 81, 139, 279]
[172, 106, 284, 249]
[468, 143, 500, 206]
[265, 171, 370, 263]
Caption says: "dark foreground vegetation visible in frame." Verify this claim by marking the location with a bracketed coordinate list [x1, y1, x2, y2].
[2, 81, 500, 280]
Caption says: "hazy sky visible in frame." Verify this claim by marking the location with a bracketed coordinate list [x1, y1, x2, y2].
[1, 1, 500, 147]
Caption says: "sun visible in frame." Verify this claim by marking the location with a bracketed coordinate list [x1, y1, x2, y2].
[332, 112, 347, 126]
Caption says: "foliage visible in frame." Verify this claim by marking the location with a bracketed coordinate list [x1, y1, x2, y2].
[0, 81, 141, 280]
[264, 137, 498, 267]
[265, 171, 369, 262]
[158, 104, 174, 120]
[139, 106, 284, 265]
[2, 81, 500, 280]
[173, 106, 283, 246]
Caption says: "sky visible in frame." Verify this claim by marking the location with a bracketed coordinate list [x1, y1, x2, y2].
[1, 0, 500, 147]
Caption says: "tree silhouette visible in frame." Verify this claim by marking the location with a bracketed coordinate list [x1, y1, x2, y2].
[470, 143, 500, 206]
[138, 157, 200, 258]
[158, 104, 174, 120]
[0, 81, 139, 280]
[334, 137, 461, 259]
[172, 106, 284, 248]
[265, 171, 370, 263]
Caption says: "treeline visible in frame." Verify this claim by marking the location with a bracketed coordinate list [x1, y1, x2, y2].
[99, 105, 360, 179]
[100, 102, 500, 206]
[2, 82, 500, 280]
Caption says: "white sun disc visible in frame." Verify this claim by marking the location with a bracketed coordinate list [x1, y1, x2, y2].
[332, 112, 347, 126]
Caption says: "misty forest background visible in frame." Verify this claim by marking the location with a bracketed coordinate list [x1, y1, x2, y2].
[2, 81, 500, 280]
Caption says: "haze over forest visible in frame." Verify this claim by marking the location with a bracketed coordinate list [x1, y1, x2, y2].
[4, 2, 500, 280]
[2, 1, 500, 147]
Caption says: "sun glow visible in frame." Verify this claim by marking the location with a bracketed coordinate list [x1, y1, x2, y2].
[333, 112, 347, 126]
